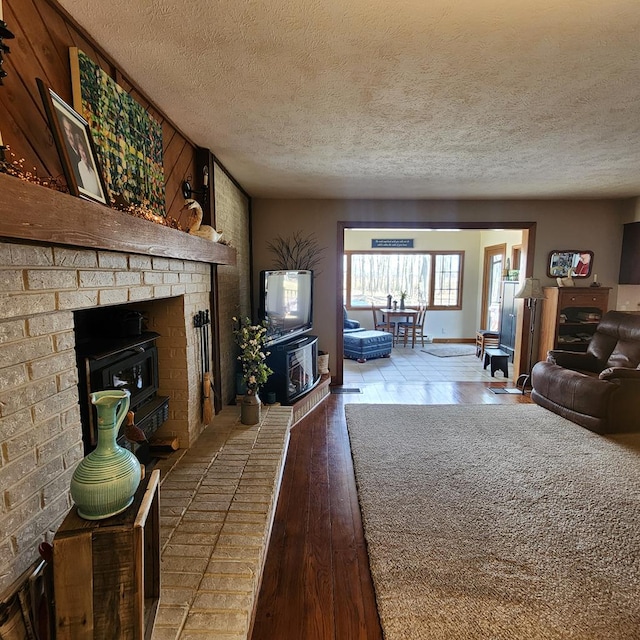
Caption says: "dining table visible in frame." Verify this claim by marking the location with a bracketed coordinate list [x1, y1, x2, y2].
[378, 307, 418, 346]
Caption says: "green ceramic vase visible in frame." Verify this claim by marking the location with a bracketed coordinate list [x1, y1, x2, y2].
[70, 389, 141, 520]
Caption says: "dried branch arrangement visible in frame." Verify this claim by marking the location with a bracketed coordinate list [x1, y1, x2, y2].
[267, 231, 326, 273]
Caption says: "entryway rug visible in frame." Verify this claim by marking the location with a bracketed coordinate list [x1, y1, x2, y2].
[421, 344, 476, 357]
[345, 403, 640, 640]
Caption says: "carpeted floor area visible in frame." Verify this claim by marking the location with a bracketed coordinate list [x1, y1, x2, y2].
[345, 403, 640, 640]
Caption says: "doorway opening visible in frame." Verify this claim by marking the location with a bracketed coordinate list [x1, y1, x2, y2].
[335, 222, 535, 386]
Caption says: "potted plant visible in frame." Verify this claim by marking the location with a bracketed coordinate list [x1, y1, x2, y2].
[400, 291, 407, 310]
[233, 317, 273, 425]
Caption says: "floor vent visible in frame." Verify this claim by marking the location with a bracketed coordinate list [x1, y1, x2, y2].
[331, 387, 362, 394]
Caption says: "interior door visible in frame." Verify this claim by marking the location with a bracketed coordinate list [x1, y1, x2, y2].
[481, 244, 506, 331]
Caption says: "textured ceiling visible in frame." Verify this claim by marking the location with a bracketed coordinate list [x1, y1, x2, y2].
[57, 0, 640, 199]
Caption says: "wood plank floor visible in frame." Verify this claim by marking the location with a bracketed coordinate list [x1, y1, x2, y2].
[251, 380, 533, 640]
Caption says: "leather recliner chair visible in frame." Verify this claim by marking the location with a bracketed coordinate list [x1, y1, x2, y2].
[531, 310, 640, 434]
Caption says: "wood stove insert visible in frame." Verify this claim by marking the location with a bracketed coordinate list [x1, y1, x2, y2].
[75, 308, 169, 464]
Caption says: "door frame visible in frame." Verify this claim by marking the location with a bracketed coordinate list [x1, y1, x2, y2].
[335, 221, 535, 385]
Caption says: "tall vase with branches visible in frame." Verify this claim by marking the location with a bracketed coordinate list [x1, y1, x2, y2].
[233, 317, 273, 425]
[233, 317, 273, 394]
[266, 231, 326, 274]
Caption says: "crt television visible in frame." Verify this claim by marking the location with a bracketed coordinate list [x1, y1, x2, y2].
[259, 270, 313, 346]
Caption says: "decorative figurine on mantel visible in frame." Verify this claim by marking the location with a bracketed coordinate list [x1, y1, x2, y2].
[182, 198, 222, 241]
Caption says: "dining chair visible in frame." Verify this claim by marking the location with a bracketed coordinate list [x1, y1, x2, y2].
[397, 305, 427, 348]
[371, 305, 395, 335]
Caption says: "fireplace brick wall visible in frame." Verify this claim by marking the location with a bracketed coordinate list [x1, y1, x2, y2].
[0, 240, 213, 593]
[214, 164, 252, 403]
[0, 0, 254, 598]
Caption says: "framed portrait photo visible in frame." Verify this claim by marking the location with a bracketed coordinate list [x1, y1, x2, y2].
[37, 78, 108, 205]
[547, 250, 594, 278]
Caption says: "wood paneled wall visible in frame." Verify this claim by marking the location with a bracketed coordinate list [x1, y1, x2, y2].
[0, 0, 195, 221]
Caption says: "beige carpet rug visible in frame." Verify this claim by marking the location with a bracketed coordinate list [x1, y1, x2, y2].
[345, 404, 640, 640]
[421, 344, 476, 357]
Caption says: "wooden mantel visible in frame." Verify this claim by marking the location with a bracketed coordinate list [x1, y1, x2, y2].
[0, 173, 236, 265]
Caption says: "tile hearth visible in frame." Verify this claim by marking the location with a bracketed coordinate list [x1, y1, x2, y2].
[151, 404, 293, 640]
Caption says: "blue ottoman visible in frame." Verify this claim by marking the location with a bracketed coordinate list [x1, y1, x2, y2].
[344, 330, 393, 362]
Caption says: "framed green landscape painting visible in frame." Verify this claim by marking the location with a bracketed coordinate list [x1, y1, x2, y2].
[70, 47, 165, 215]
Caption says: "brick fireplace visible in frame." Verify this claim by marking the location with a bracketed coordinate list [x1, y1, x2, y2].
[0, 237, 216, 590]
[0, 173, 245, 594]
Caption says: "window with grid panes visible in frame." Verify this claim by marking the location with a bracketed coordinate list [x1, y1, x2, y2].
[344, 251, 464, 310]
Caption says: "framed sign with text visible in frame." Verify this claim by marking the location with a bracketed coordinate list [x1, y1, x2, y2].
[372, 239, 414, 248]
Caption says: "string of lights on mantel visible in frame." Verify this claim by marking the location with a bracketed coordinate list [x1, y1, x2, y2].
[112, 199, 186, 232]
[0, 147, 67, 192]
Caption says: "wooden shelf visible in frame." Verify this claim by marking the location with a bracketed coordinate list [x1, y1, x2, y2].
[538, 287, 610, 361]
[0, 173, 236, 265]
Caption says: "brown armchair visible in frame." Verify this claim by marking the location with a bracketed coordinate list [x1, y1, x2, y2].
[531, 311, 640, 434]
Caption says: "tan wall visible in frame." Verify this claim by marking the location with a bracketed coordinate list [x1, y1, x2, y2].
[0, 241, 212, 592]
[251, 198, 627, 372]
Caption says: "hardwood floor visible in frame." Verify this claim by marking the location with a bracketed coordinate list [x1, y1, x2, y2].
[251, 380, 533, 640]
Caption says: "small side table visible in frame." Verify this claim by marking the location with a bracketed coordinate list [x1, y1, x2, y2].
[483, 348, 510, 378]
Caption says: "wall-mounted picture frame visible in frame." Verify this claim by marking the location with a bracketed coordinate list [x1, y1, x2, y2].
[69, 47, 166, 216]
[547, 250, 594, 278]
[37, 78, 108, 205]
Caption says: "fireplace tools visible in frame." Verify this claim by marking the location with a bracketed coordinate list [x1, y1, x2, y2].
[194, 310, 213, 424]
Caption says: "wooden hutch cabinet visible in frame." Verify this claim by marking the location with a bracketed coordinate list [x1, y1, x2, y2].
[538, 287, 610, 361]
